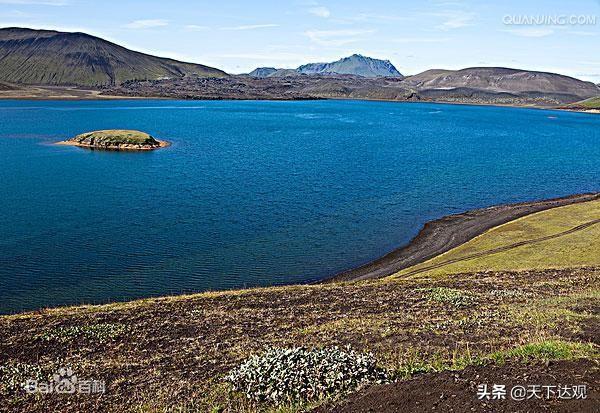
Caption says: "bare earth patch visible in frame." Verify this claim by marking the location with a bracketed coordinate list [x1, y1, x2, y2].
[315, 359, 599, 413]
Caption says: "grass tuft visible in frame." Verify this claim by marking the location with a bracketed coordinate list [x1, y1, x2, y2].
[488, 340, 597, 364]
[419, 287, 476, 308]
[38, 322, 126, 343]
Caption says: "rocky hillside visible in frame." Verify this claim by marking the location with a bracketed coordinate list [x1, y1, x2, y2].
[249, 54, 403, 78]
[297, 54, 402, 78]
[242, 63, 599, 104]
[0, 27, 227, 86]
[107, 70, 594, 106]
[404, 67, 600, 100]
[0, 80, 17, 90]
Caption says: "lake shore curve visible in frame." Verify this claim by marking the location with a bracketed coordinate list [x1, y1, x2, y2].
[328, 192, 600, 283]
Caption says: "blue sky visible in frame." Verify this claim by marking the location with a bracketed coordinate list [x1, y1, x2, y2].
[1, 0, 599, 81]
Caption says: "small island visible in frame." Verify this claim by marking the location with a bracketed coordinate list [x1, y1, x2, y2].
[57, 130, 169, 151]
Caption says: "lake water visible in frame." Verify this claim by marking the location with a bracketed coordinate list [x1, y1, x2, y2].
[1, 99, 599, 313]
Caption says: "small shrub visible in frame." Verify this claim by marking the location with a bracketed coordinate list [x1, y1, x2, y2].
[0, 363, 45, 395]
[420, 287, 475, 308]
[487, 289, 533, 299]
[39, 323, 126, 343]
[225, 346, 390, 405]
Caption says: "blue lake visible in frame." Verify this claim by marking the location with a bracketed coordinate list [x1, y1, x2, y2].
[0, 99, 599, 313]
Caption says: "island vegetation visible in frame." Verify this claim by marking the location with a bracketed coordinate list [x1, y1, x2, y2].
[57, 130, 169, 151]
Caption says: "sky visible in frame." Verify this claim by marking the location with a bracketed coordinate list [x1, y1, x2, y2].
[1, 0, 599, 82]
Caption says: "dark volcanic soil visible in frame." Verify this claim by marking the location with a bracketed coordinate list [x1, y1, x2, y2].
[100, 74, 593, 106]
[315, 359, 600, 413]
[330, 192, 600, 282]
[0, 265, 598, 412]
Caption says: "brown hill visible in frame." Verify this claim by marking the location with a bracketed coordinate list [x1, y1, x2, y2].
[404, 67, 599, 99]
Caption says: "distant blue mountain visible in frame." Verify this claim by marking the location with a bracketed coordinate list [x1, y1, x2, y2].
[297, 54, 402, 78]
[249, 54, 403, 78]
[248, 67, 278, 77]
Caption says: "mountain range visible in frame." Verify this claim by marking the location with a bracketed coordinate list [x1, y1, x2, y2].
[0, 27, 226, 86]
[248, 54, 403, 78]
[0, 27, 598, 107]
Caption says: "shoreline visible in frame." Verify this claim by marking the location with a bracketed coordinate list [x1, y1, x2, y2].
[0, 86, 598, 114]
[327, 192, 600, 283]
[2, 192, 598, 316]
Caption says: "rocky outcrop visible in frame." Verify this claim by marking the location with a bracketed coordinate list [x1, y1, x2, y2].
[248, 54, 403, 78]
[297, 54, 403, 78]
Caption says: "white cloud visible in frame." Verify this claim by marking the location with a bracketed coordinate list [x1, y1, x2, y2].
[305, 29, 375, 46]
[0, 9, 31, 17]
[503, 28, 554, 37]
[392, 37, 450, 43]
[216, 51, 316, 61]
[348, 13, 411, 22]
[184, 24, 209, 31]
[309, 6, 330, 18]
[434, 1, 466, 7]
[0, 0, 66, 5]
[436, 11, 475, 30]
[123, 19, 168, 29]
[220, 23, 279, 31]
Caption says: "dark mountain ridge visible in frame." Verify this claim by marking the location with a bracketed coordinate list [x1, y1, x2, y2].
[0, 27, 227, 86]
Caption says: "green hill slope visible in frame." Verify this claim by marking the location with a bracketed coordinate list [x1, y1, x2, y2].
[0, 27, 227, 86]
[567, 96, 600, 109]
[393, 199, 600, 279]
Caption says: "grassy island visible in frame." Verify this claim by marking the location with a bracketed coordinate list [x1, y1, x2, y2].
[58, 129, 169, 150]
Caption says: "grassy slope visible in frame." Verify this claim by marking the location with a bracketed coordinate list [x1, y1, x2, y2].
[576, 96, 600, 109]
[0, 28, 228, 87]
[392, 199, 600, 279]
[0, 200, 598, 412]
[570, 96, 600, 109]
